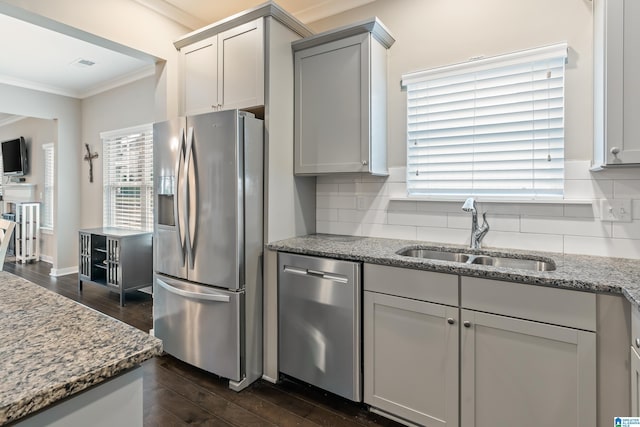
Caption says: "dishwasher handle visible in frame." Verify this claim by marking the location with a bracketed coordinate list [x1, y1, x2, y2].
[283, 265, 349, 284]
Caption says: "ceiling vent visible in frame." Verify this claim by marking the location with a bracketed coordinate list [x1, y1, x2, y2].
[70, 58, 96, 68]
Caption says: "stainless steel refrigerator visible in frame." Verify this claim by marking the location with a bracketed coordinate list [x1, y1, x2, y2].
[152, 109, 263, 391]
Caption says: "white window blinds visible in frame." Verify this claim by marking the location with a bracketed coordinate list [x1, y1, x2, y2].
[101, 124, 153, 231]
[402, 43, 567, 199]
[42, 143, 54, 229]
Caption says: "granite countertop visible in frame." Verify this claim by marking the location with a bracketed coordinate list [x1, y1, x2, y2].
[268, 234, 640, 309]
[0, 272, 162, 425]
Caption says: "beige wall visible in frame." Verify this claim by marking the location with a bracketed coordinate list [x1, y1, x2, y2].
[310, 0, 593, 166]
[0, 117, 56, 260]
[80, 76, 155, 229]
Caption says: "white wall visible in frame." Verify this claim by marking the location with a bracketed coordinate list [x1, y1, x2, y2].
[309, 0, 640, 259]
[0, 83, 81, 272]
[0, 117, 56, 260]
[80, 76, 155, 229]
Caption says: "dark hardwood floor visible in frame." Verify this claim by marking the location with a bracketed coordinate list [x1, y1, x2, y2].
[6, 260, 403, 427]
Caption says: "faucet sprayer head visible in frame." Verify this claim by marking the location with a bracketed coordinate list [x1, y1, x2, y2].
[462, 197, 476, 213]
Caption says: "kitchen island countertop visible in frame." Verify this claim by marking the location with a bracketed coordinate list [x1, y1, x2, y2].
[268, 234, 640, 311]
[0, 271, 162, 425]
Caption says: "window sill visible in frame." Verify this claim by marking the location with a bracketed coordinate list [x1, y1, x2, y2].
[390, 197, 594, 206]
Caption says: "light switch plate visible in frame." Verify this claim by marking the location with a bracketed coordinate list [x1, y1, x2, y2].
[600, 199, 632, 222]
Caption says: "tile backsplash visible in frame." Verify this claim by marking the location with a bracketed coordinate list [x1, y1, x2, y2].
[316, 161, 640, 259]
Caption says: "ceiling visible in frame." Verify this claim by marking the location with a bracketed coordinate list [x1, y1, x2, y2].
[0, 0, 373, 103]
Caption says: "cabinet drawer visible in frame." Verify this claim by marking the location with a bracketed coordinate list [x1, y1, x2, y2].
[364, 264, 458, 306]
[461, 277, 596, 331]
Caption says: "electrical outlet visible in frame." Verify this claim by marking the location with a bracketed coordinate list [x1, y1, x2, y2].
[600, 199, 632, 222]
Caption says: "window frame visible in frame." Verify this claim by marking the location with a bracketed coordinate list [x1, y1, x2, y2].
[101, 124, 153, 231]
[401, 43, 568, 200]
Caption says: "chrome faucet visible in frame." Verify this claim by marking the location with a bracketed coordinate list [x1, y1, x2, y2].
[462, 197, 489, 249]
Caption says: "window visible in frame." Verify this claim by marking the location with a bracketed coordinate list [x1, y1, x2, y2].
[101, 124, 153, 231]
[402, 43, 567, 199]
[42, 143, 54, 229]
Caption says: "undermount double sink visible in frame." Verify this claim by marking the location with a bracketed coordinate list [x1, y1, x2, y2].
[396, 247, 556, 272]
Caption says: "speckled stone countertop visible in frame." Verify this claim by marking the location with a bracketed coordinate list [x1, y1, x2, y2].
[268, 234, 640, 309]
[0, 271, 162, 425]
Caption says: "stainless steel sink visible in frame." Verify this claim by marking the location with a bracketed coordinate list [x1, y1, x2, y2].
[469, 255, 555, 271]
[396, 248, 470, 263]
[396, 247, 556, 272]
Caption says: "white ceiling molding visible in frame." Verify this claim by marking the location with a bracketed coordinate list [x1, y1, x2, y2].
[132, 0, 206, 30]
[0, 73, 80, 98]
[294, 0, 376, 23]
[0, 114, 26, 128]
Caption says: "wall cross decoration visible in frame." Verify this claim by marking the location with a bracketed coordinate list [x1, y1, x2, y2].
[83, 144, 99, 183]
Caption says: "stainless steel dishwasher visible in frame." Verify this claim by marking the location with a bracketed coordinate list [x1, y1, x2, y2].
[278, 252, 362, 401]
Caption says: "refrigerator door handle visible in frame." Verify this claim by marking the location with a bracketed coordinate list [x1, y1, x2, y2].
[186, 126, 198, 269]
[184, 126, 194, 269]
[175, 127, 186, 266]
[156, 278, 230, 302]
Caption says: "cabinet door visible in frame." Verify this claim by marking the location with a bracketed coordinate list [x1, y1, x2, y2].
[460, 309, 596, 427]
[294, 34, 370, 174]
[632, 347, 640, 416]
[364, 291, 458, 426]
[596, 0, 640, 164]
[78, 232, 91, 280]
[218, 19, 264, 110]
[182, 36, 219, 116]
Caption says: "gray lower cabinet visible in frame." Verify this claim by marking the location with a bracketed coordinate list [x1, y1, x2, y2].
[460, 309, 596, 427]
[632, 309, 640, 415]
[364, 291, 459, 426]
[364, 264, 597, 426]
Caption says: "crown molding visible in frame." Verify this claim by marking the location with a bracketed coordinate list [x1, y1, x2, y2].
[132, 0, 206, 30]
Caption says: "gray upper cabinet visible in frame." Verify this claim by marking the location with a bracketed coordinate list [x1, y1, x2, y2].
[593, 0, 640, 168]
[178, 18, 264, 116]
[292, 19, 394, 175]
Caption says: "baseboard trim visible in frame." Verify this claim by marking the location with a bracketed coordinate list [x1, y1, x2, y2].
[39, 255, 53, 264]
[50, 266, 78, 277]
[261, 374, 278, 384]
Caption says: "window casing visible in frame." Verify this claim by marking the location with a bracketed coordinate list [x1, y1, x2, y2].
[42, 143, 54, 229]
[101, 124, 153, 231]
[402, 43, 567, 199]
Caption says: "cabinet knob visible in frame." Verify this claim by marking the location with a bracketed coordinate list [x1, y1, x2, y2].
[463, 321, 471, 328]
[611, 147, 620, 157]
[636, 338, 640, 348]
[362, 160, 368, 166]
[447, 318, 455, 325]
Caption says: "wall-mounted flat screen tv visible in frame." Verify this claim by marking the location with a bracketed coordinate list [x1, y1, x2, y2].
[1, 137, 28, 176]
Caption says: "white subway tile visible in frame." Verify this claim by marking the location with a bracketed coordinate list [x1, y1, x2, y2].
[357, 196, 390, 211]
[316, 221, 361, 236]
[354, 182, 387, 195]
[316, 174, 361, 184]
[449, 213, 520, 232]
[614, 180, 640, 199]
[316, 195, 357, 209]
[613, 220, 640, 239]
[361, 223, 417, 240]
[416, 200, 462, 213]
[483, 231, 564, 253]
[388, 200, 417, 212]
[564, 235, 640, 259]
[521, 216, 612, 237]
[316, 183, 339, 195]
[388, 211, 447, 227]
[316, 208, 338, 222]
[339, 209, 387, 224]
[564, 179, 613, 199]
[487, 203, 564, 217]
[634, 200, 640, 220]
[563, 203, 597, 218]
[416, 227, 469, 245]
[361, 174, 389, 183]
